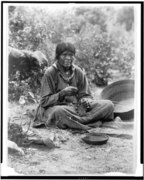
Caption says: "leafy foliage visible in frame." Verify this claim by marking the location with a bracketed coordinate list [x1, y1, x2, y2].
[117, 7, 134, 31]
[74, 28, 114, 84]
[8, 78, 40, 102]
[8, 5, 134, 101]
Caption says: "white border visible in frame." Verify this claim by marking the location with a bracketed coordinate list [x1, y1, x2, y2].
[1, 2, 143, 177]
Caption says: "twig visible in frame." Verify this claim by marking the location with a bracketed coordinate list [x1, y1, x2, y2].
[25, 117, 32, 134]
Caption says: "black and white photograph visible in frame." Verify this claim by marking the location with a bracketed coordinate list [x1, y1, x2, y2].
[1, 1, 143, 177]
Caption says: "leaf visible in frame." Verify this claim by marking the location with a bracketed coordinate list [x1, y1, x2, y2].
[28, 91, 35, 99]
[19, 96, 26, 105]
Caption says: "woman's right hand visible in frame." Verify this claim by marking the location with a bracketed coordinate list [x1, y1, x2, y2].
[59, 86, 78, 97]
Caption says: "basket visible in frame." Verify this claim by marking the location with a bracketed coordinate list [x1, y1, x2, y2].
[100, 79, 134, 120]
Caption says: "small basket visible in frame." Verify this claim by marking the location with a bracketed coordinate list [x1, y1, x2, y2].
[82, 133, 109, 145]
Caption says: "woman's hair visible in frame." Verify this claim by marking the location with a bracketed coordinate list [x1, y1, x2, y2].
[55, 42, 76, 59]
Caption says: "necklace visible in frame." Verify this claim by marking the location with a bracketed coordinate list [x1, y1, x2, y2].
[56, 62, 75, 84]
[60, 72, 74, 84]
[59, 71, 74, 84]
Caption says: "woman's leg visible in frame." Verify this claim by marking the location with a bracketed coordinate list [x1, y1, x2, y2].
[79, 100, 114, 124]
[44, 105, 91, 130]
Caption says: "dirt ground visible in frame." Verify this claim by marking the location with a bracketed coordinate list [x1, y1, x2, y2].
[8, 124, 134, 176]
[7, 79, 136, 176]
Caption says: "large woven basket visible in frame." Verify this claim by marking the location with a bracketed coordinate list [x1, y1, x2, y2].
[100, 79, 134, 120]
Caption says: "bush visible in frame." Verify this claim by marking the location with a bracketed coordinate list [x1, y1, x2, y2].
[8, 6, 134, 101]
[8, 78, 40, 102]
[74, 24, 114, 84]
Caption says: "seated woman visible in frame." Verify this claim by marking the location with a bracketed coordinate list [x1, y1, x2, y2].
[32, 42, 114, 130]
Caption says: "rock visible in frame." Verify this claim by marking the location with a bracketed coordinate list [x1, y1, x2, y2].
[42, 137, 56, 149]
[8, 140, 24, 155]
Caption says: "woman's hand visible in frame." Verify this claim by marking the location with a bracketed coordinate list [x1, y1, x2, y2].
[59, 86, 78, 98]
[80, 98, 92, 109]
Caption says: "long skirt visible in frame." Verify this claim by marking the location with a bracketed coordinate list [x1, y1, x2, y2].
[32, 100, 114, 130]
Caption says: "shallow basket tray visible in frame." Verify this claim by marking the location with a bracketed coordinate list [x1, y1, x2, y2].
[82, 133, 109, 145]
[100, 79, 134, 120]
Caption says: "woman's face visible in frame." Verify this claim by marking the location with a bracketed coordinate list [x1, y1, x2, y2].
[58, 51, 75, 69]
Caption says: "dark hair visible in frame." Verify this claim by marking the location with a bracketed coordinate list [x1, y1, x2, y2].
[55, 42, 76, 59]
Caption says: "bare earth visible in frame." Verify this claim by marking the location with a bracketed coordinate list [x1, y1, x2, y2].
[7, 83, 135, 176]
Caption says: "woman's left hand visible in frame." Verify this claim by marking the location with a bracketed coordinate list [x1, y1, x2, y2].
[80, 98, 92, 109]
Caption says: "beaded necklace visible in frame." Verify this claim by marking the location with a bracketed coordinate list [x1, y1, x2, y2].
[58, 69, 75, 84]
[56, 62, 75, 84]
